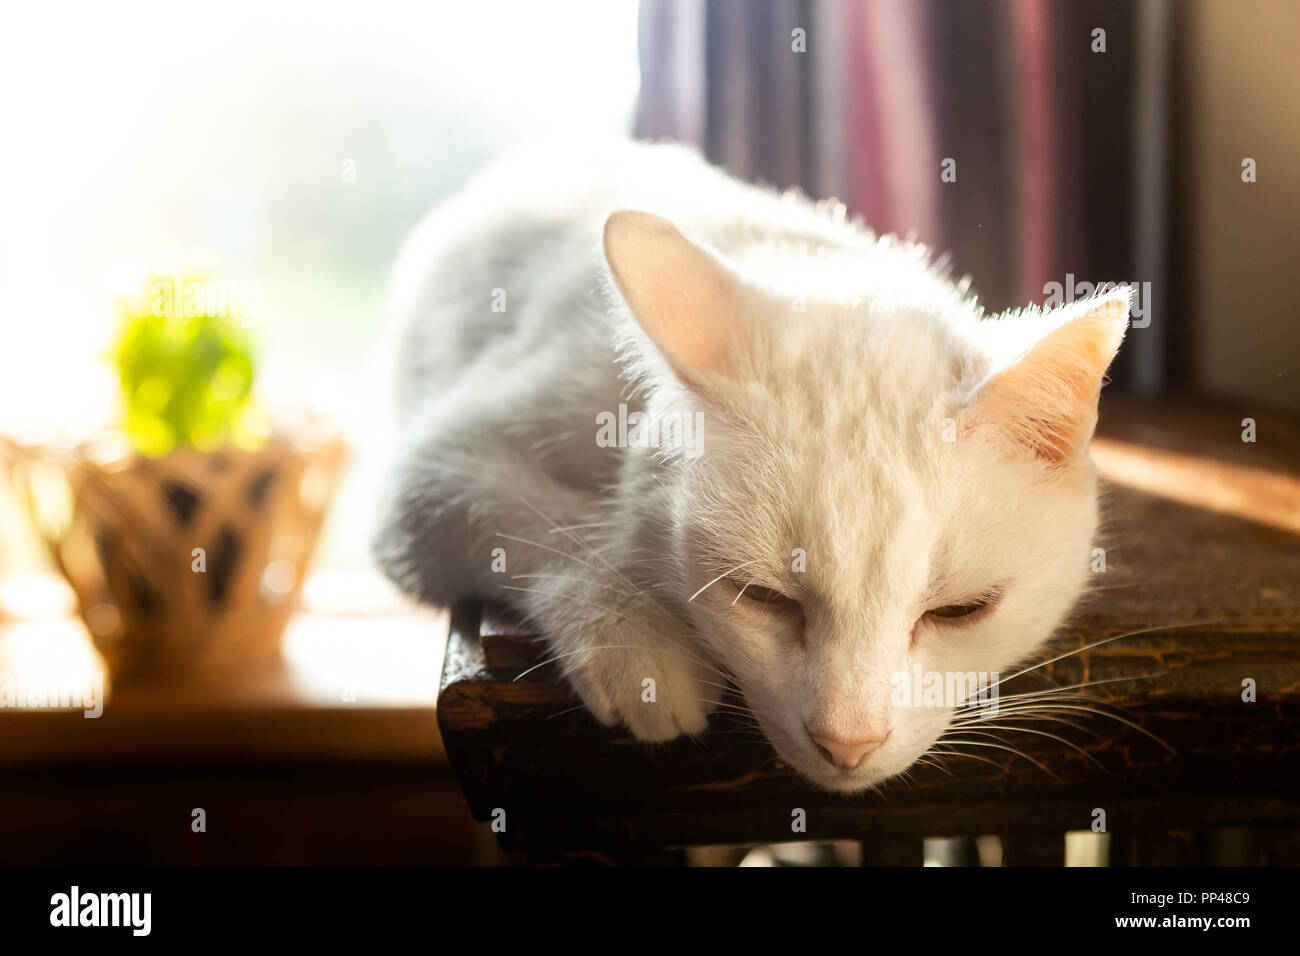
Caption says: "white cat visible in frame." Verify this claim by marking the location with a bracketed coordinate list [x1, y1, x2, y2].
[373, 138, 1130, 793]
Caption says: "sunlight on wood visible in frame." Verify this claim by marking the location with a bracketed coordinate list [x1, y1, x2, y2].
[281, 611, 445, 707]
[1092, 437, 1300, 534]
[0, 572, 445, 710]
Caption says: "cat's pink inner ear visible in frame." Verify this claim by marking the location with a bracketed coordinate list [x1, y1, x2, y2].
[973, 288, 1131, 465]
[603, 210, 738, 377]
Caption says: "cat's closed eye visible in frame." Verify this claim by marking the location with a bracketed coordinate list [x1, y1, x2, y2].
[742, 584, 789, 604]
[729, 579, 798, 608]
[924, 588, 1002, 623]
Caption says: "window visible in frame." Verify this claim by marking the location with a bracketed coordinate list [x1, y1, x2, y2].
[0, 0, 642, 576]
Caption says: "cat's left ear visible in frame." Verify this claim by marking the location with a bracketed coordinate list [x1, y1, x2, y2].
[603, 210, 743, 382]
[969, 287, 1131, 465]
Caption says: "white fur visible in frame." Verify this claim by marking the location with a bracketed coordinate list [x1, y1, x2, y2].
[374, 138, 1127, 792]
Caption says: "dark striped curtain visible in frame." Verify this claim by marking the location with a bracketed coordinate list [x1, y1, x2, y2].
[634, 0, 1178, 391]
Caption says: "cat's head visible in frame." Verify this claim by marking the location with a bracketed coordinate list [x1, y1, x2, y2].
[604, 210, 1129, 792]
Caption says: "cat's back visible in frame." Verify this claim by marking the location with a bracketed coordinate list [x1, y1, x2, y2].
[388, 138, 956, 415]
[398, 139, 732, 313]
[387, 139, 724, 411]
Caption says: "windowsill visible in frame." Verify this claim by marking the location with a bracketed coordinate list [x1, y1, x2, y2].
[0, 571, 449, 767]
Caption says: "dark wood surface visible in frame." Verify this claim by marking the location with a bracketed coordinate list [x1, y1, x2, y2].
[436, 392, 1300, 860]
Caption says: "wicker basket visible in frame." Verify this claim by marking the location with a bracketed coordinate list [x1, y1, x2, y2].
[2, 428, 346, 682]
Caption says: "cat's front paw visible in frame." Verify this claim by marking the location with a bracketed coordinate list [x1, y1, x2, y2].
[564, 633, 714, 743]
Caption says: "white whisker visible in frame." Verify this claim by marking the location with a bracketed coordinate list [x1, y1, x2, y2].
[689, 560, 758, 603]
[987, 620, 1227, 693]
[935, 739, 1057, 778]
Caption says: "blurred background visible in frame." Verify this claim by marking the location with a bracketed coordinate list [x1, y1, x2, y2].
[0, 0, 1295, 865]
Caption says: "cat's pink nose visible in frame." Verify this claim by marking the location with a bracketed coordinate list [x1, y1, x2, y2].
[808, 728, 890, 769]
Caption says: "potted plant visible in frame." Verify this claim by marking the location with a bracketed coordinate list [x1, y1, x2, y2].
[2, 265, 345, 682]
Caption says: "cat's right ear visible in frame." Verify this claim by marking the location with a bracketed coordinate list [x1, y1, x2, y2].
[966, 287, 1131, 466]
[603, 210, 741, 381]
